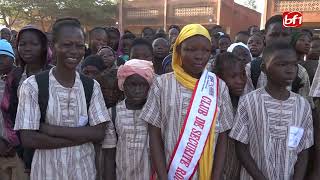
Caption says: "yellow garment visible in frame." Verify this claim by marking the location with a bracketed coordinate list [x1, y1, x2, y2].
[173, 24, 215, 180]
[172, 24, 211, 90]
[199, 112, 218, 180]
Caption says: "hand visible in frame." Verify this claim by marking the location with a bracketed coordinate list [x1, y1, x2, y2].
[39, 123, 55, 136]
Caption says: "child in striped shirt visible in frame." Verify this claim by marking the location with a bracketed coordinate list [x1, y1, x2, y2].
[114, 59, 154, 180]
[230, 42, 313, 180]
[212, 52, 247, 180]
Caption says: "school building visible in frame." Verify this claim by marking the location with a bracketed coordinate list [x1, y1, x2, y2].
[118, 0, 261, 38]
[263, 0, 320, 36]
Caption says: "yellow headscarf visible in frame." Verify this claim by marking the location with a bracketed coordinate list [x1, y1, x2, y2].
[172, 24, 211, 90]
[172, 24, 216, 180]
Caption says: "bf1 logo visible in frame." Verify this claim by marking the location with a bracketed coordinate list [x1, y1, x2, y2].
[283, 12, 303, 28]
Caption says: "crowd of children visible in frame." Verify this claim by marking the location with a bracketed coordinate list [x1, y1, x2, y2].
[0, 14, 319, 180]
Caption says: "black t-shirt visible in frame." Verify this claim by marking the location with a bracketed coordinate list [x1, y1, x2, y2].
[84, 48, 92, 59]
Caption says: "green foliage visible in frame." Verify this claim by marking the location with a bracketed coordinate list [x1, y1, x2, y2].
[0, 0, 117, 29]
[0, 0, 23, 27]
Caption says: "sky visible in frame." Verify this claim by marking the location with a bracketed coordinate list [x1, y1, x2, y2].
[234, 0, 265, 13]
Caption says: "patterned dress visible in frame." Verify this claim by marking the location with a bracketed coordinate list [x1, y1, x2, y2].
[139, 72, 234, 180]
[114, 100, 150, 180]
[229, 88, 314, 180]
[14, 69, 116, 180]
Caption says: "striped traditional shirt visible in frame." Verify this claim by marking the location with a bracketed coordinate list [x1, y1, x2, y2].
[14, 69, 115, 180]
[301, 60, 318, 83]
[224, 134, 240, 180]
[223, 97, 243, 180]
[114, 100, 150, 180]
[229, 88, 314, 180]
[223, 83, 253, 180]
[17, 70, 28, 92]
[139, 72, 234, 180]
[309, 60, 320, 97]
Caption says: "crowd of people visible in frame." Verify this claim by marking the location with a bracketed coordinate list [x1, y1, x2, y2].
[0, 14, 319, 180]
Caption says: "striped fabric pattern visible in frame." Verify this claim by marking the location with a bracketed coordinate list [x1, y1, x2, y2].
[229, 88, 314, 180]
[139, 72, 234, 180]
[309, 60, 320, 97]
[17, 70, 28, 94]
[223, 136, 241, 180]
[14, 69, 114, 180]
[114, 100, 151, 180]
[223, 84, 253, 180]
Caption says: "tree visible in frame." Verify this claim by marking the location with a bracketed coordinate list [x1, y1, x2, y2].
[0, 1, 23, 28]
[0, 0, 117, 31]
[58, 0, 117, 29]
[245, 0, 257, 10]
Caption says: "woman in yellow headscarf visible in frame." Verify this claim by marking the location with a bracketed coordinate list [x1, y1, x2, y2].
[140, 24, 234, 180]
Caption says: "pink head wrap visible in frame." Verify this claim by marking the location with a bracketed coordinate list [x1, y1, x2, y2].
[117, 59, 155, 91]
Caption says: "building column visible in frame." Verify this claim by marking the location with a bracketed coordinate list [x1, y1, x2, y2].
[261, 0, 268, 29]
[119, 0, 124, 34]
[164, 0, 167, 31]
[217, 0, 221, 25]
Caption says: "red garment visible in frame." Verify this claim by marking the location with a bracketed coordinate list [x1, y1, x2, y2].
[0, 68, 22, 146]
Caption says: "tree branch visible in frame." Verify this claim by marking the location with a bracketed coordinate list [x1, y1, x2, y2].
[9, 11, 20, 27]
[0, 8, 9, 27]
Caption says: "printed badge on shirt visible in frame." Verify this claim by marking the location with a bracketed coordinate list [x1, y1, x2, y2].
[288, 126, 304, 149]
[79, 116, 88, 127]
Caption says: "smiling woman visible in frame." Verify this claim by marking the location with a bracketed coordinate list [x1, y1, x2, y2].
[53, 22, 86, 78]
[13, 18, 117, 180]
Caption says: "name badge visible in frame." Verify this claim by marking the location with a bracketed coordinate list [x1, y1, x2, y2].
[288, 126, 304, 148]
[79, 116, 88, 127]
